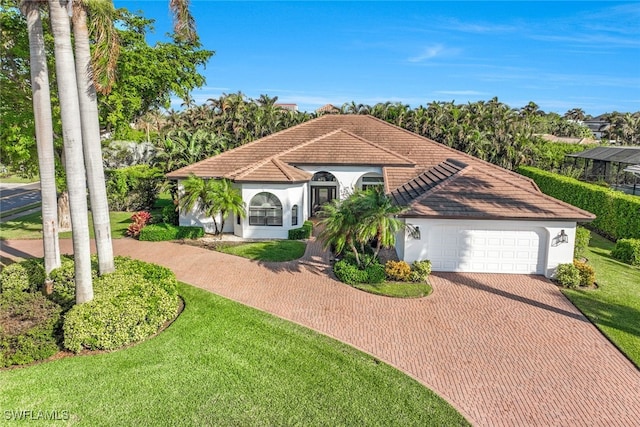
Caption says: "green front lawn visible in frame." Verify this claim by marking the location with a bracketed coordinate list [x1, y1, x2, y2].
[217, 240, 307, 262]
[0, 283, 468, 426]
[562, 233, 640, 367]
[0, 174, 38, 184]
[0, 211, 132, 240]
[354, 281, 432, 298]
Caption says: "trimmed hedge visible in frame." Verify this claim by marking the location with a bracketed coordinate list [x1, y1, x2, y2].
[333, 260, 385, 285]
[555, 263, 581, 289]
[288, 220, 313, 240]
[611, 239, 640, 266]
[0, 258, 45, 293]
[62, 257, 179, 352]
[574, 226, 591, 260]
[139, 223, 204, 241]
[518, 166, 640, 240]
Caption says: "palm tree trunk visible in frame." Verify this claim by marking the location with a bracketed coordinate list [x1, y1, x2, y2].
[48, 0, 93, 303]
[21, 0, 61, 276]
[72, 4, 114, 274]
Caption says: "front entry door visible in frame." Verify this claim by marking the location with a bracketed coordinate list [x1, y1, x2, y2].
[312, 186, 336, 215]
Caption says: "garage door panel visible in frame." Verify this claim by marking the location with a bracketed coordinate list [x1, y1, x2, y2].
[427, 226, 545, 274]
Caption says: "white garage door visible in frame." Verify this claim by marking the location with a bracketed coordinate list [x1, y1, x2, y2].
[428, 226, 546, 274]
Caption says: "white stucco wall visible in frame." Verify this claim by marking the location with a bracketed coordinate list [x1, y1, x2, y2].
[397, 218, 577, 278]
[177, 180, 237, 234]
[238, 183, 307, 239]
[298, 165, 383, 198]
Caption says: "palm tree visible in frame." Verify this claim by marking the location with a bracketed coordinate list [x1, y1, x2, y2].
[211, 179, 244, 233]
[20, 0, 61, 276]
[179, 176, 242, 235]
[318, 196, 362, 266]
[355, 189, 405, 262]
[48, 0, 93, 303]
[71, 0, 117, 274]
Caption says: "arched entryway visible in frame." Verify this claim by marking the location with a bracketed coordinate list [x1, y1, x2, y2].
[310, 171, 337, 216]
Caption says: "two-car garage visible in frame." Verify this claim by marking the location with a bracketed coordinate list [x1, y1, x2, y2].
[397, 219, 576, 278]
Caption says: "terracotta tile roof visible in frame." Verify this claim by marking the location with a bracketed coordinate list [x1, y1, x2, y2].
[316, 103, 340, 114]
[390, 159, 468, 205]
[167, 115, 595, 221]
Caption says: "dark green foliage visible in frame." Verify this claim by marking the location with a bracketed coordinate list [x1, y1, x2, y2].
[106, 165, 163, 211]
[518, 166, 640, 240]
[62, 257, 179, 352]
[0, 258, 45, 293]
[0, 290, 62, 367]
[333, 259, 385, 285]
[49, 256, 98, 310]
[574, 226, 591, 260]
[573, 260, 596, 287]
[138, 223, 204, 241]
[611, 239, 640, 266]
[161, 204, 179, 225]
[555, 263, 581, 289]
[288, 220, 313, 240]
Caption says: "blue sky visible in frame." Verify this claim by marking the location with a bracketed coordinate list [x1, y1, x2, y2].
[114, 1, 640, 116]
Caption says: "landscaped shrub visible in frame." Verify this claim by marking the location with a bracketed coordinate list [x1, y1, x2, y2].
[49, 256, 98, 309]
[364, 263, 386, 284]
[138, 223, 204, 241]
[161, 204, 179, 226]
[385, 260, 412, 281]
[518, 166, 640, 240]
[126, 211, 153, 237]
[62, 258, 179, 353]
[0, 289, 62, 367]
[574, 226, 591, 260]
[611, 239, 640, 266]
[573, 260, 596, 287]
[106, 164, 163, 211]
[288, 220, 313, 240]
[0, 258, 45, 293]
[333, 258, 385, 285]
[410, 260, 432, 283]
[555, 263, 581, 289]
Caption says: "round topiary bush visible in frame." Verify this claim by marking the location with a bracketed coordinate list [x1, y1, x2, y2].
[62, 258, 179, 353]
[555, 263, 581, 289]
[0, 259, 45, 294]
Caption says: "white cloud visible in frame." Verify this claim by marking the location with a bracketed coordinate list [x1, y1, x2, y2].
[408, 44, 460, 63]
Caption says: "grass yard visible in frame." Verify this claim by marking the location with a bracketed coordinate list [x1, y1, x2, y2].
[217, 240, 307, 262]
[562, 232, 640, 367]
[0, 283, 468, 426]
[0, 211, 132, 240]
[354, 281, 432, 298]
[0, 174, 38, 184]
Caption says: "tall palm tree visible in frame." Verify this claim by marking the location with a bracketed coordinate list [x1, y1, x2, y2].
[20, 0, 61, 276]
[48, 0, 93, 303]
[72, 0, 117, 274]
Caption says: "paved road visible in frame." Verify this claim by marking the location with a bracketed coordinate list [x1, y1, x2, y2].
[1, 237, 639, 426]
[0, 182, 41, 216]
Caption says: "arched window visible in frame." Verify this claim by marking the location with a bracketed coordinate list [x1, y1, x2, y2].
[249, 192, 282, 226]
[291, 205, 298, 226]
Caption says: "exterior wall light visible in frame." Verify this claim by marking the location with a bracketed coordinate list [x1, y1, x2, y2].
[559, 230, 569, 244]
[409, 225, 421, 240]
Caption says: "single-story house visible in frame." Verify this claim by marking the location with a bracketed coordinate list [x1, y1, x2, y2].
[167, 115, 595, 277]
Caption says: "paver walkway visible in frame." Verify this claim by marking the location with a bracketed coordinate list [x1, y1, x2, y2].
[1, 236, 639, 426]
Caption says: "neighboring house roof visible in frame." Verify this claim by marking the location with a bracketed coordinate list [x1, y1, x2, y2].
[566, 146, 640, 164]
[167, 115, 595, 221]
[316, 104, 341, 114]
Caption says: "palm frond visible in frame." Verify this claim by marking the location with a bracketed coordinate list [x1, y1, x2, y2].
[84, 0, 119, 94]
[169, 0, 196, 44]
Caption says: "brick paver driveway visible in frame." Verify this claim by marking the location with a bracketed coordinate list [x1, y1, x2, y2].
[2, 237, 639, 426]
